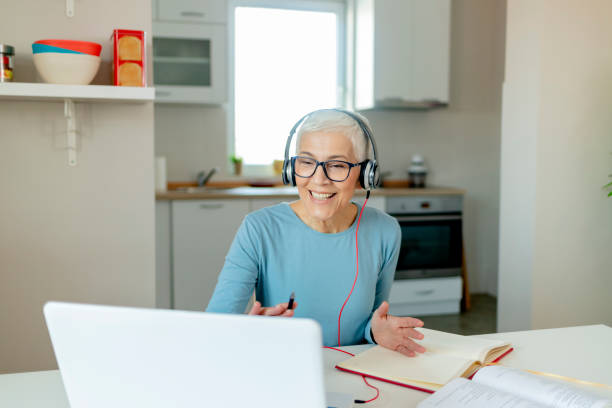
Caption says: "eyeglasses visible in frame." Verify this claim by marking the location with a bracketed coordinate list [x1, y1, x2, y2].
[292, 156, 365, 182]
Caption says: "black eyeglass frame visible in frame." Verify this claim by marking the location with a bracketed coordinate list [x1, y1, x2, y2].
[291, 156, 366, 182]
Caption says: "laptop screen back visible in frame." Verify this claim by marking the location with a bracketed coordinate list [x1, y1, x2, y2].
[44, 302, 326, 408]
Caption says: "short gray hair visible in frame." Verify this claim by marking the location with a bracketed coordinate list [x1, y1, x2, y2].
[296, 110, 372, 162]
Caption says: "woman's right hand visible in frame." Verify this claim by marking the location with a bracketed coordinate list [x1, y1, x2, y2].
[248, 301, 297, 317]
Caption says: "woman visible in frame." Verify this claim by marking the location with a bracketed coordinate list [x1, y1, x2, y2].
[207, 109, 426, 357]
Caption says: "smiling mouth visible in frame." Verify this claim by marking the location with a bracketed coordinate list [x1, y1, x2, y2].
[310, 190, 336, 200]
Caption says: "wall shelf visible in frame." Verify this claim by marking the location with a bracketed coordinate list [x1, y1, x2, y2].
[0, 82, 154, 167]
[0, 82, 155, 103]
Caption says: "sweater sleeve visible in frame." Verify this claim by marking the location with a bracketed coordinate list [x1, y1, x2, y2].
[364, 219, 401, 343]
[206, 216, 260, 313]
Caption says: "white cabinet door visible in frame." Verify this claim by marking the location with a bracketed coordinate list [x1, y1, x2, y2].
[155, 201, 172, 309]
[172, 200, 249, 311]
[153, 22, 227, 104]
[352, 0, 450, 109]
[158, 0, 227, 24]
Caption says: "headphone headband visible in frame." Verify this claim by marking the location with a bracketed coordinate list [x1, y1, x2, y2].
[282, 108, 380, 190]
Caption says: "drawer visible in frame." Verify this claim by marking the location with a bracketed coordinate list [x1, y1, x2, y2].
[388, 277, 461, 304]
[386, 195, 462, 214]
[158, 0, 227, 24]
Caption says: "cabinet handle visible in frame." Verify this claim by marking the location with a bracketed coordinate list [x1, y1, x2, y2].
[415, 289, 434, 296]
[199, 203, 224, 210]
[394, 215, 462, 222]
[180, 11, 206, 18]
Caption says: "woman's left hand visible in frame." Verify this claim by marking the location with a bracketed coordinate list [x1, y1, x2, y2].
[248, 301, 297, 317]
[370, 301, 426, 357]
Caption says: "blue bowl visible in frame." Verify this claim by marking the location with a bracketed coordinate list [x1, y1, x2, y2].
[32, 43, 84, 55]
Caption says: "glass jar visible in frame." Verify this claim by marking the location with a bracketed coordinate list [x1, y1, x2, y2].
[0, 44, 15, 82]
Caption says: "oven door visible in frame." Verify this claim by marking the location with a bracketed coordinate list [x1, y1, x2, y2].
[393, 214, 463, 279]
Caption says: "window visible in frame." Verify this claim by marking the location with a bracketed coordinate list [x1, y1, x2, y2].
[229, 1, 345, 172]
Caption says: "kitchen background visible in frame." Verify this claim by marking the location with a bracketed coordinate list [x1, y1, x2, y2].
[1, 0, 611, 375]
[156, 0, 506, 298]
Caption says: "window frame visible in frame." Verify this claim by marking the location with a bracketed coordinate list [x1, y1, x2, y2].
[227, 0, 347, 176]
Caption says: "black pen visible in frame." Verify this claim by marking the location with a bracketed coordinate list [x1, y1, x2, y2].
[287, 291, 295, 310]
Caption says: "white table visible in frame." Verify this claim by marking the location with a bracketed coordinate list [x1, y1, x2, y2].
[2, 325, 611, 408]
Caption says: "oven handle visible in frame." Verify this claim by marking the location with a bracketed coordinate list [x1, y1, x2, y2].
[393, 215, 462, 222]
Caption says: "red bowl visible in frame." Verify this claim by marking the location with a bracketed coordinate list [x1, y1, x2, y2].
[34, 39, 102, 56]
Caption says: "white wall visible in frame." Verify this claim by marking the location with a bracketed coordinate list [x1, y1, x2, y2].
[0, 1, 155, 373]
[496, 0, 541, 332]
[155, 0, 507, 295]
[155, 104, 227, 181]
[498, 0, 612, 332]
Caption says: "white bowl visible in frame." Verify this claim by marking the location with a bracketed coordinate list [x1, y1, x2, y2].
[33, 52, 101, 85]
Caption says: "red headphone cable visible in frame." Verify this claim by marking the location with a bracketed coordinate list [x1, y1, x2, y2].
[333, 191, 380, 403]
[337, 190, 370, 346]
[323, 346, 380, 404]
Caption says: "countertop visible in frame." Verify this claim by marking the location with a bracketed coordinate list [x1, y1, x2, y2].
[155, 186, 466, 200]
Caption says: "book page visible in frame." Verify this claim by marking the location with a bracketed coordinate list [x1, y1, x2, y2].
[473, 366, 612, 408]
[337, 345, 473, 388]
[417, 378, 547, 408]
[416, 328, 510, 363]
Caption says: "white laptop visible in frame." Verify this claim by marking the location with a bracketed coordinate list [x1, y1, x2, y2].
[44, 302, 351, 408]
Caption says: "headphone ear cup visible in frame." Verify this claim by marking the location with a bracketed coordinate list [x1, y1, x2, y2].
[370, 160, 380, 189]
[282, 159, 292, 185]
[359, 160, 371, 190]
[359, 160, 380, 190]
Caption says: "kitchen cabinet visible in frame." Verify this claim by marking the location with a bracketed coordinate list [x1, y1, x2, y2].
[152, 22, 227, 104]
[156, 198, 285, 311]
[349, 0, 451, 109]
[152, 0, 227, 104]
[171, 200, 249, 311]
[152, 0, 158, 19]
[157, 0, 227, 24]
[388, 277, 462, 316]
[155, 201, 172, 309]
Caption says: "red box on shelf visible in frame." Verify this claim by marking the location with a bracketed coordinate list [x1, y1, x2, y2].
[111, 29, 146, 87]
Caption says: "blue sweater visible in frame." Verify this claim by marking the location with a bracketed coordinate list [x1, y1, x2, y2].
[206, 202, 401, 346]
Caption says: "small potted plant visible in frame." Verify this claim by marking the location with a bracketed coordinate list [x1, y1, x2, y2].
[230, 155, 243, 176]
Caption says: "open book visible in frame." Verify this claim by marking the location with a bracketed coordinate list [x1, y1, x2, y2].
[418, 365, 612, 408]
[335, 328, 512, 393]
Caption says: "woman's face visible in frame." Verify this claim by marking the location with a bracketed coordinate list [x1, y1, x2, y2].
[295, 131, 360, 223]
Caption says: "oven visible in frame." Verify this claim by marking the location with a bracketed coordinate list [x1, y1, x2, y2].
[386, 195, 463, 280]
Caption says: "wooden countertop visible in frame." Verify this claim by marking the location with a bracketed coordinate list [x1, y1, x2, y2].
[155, 186, 465, 200]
